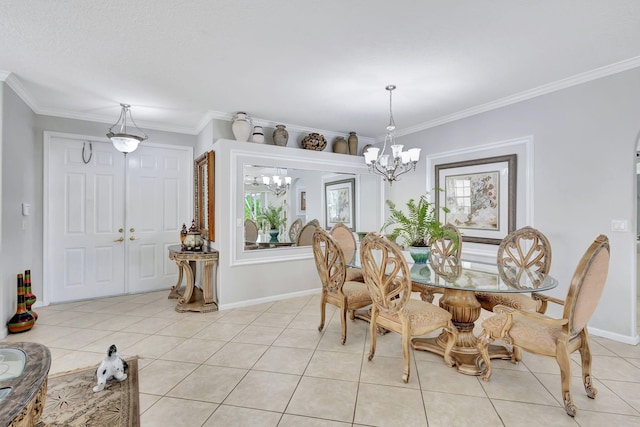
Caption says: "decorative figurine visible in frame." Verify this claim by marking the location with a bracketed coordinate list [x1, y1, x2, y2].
[182, 219, 204, 251]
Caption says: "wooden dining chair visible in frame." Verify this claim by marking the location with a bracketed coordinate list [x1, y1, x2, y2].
[330, 222, 364, 282]
[360, 232, 457, 383]
[477, 235, 610, 417]
[288, 218, 303, 243]
[296, 220, 318, 246]
[475, 226, 553, 313]
[418, 223, 462, 302]
[312, 228, 372, 344]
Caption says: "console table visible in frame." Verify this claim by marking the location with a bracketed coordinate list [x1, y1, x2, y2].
[0, 342, 51, 427]
[167, 245, 219, 313]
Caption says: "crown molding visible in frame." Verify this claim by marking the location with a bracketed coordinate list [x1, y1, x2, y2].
[1, 71, 40, 114]
[6, 55, 640, 141]
[375, 56, 640, 142]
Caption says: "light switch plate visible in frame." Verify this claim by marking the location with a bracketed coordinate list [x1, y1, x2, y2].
[22, 203, 31, 216]
[611, 219, 628, 232]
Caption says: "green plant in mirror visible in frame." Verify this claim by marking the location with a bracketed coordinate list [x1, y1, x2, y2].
[258, 204, 286, 230]
[244, 194, 262, 220]
[381, 192, 457, 248]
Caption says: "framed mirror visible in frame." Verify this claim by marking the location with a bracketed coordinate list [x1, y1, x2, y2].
[195, 150, 215, 241]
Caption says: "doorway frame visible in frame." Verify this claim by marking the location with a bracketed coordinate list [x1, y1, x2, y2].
[42, 131, 194, 305]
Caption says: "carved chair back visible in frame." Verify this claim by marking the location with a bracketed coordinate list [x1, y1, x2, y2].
[430, 223, 462, 273]
[497, 226, 552, 283]
[312, 228, 346, 296]
[360, 232, 411, 316]
[564, 234, 610, 335]
[289, 218, 303, 243]
[330, 222, 357, 264]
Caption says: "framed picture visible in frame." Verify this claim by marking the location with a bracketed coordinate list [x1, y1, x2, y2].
[435, 154, 516, 245]
[297, 187, 307, 215]
[325, 178, 356, 230]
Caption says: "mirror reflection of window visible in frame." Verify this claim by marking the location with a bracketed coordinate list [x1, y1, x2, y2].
[242, 164, 376, 251]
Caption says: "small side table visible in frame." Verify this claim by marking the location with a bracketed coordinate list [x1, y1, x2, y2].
[168, 244, 219, 313]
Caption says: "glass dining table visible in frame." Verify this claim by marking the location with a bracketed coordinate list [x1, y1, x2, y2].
[349, 253, 558, 376]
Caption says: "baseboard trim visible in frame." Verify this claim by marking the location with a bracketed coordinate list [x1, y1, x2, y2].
[219, 288, 321, 311]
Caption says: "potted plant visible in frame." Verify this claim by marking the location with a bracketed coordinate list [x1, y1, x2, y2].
[258, 204, 286, 242]
[381, 193, 456, 263]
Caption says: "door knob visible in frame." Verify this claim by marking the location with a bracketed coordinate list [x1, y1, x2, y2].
[130, 228, 135, 232]
[118, 228, 124, 233]
[130, 236, 138, 241]
[114, 237, 124, 242]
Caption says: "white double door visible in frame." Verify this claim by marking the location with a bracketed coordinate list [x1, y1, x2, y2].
[45, 134, 193, 303]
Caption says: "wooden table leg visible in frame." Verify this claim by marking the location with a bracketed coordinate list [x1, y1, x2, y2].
[411, 288, 512, 375]
[199, 259, 218, 312]
[175, 259, 218, 313]
[176, 259, 196, 308]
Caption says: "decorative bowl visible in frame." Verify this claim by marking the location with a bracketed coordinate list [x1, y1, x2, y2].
[301, 133, 327, 151]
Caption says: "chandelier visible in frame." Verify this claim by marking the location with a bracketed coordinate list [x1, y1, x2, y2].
[107, 103, 148, 154]
[363, 85, 420, 185]
[262, 172, 291, 197]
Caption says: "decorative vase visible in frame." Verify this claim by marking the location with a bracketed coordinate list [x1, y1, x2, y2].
[348, 131, 359, 155]
[231, 112, 252, 141]
[301, 133, 327, 151]
[252, 125, 265, 143]
[273, 125, 289, 146]
[409, 246, 431, 264]
[269, 229, 280, 242]
[24, 269, 37, 321]
[410, 263, 432, 279]
[182, 219, 204, 251]
[332, 136, 348, 154]
[362, 144, 373, 156]
[7, 274, 35, 334]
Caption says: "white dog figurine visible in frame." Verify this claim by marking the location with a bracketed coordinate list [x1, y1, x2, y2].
[93, 344, 128, 392]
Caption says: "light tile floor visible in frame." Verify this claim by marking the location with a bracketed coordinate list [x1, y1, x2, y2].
[3, 291, 640, 427]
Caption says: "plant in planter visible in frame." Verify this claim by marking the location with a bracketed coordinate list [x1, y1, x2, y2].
[381, 193, 457, 263]
[258, 204, 286, 242]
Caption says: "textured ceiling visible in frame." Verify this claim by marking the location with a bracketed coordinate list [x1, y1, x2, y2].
[1, 1, 640, 139]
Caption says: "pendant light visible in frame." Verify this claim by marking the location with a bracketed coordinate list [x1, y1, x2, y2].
[107, 103, 148, 154]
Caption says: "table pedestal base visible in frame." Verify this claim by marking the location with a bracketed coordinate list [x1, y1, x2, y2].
[412, 333, 512, 375]
[176, 287, 218, 313]
[412, 288, 513, 375]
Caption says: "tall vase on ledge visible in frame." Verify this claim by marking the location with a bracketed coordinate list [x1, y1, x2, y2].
[348, 131, 358, 155]
[232, 112, 252, 141]
[273, 125, 289, 146]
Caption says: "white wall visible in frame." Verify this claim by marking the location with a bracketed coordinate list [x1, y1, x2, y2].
[389, 68, 640, 343]
[0, 86, 198, 337]
[208, 139, 383, 308]
[1, 83, 36, 337]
